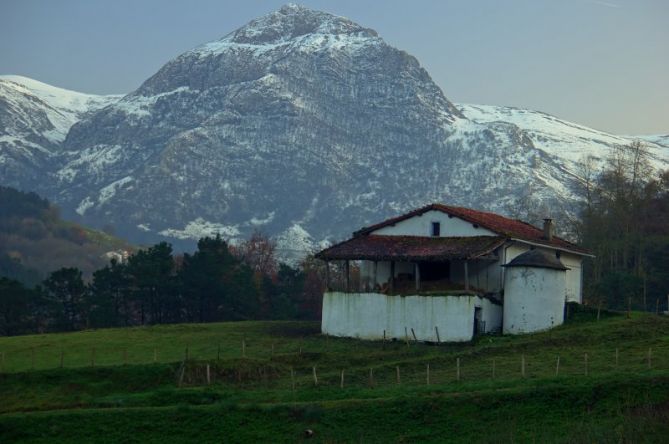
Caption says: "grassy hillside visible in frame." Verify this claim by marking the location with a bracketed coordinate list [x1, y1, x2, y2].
[0, 186, 133, 284]
[1, 311, 669, 442]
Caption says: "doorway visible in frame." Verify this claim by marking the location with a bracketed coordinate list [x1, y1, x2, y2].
[474, 307, 483, 336]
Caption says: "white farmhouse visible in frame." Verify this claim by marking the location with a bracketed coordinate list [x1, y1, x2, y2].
[315, 203, 592, 342]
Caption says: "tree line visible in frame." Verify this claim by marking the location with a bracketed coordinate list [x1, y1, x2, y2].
[0, 233, 325, 336]
[577, 141, 669, 311]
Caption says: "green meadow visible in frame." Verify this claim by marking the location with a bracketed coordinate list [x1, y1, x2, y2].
[1, 308, 669, 443]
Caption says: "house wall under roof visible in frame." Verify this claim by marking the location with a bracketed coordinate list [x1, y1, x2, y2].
[367, 210, 583, 302]
[372, 210, 497, 237]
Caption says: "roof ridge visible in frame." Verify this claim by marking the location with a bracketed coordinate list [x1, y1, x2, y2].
[351, 203, 589, 254]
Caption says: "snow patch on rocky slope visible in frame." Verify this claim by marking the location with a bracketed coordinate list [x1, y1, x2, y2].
[1, 5, 668, 266]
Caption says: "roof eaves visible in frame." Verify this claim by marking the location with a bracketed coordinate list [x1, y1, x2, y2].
[466, 237, 507, 259]
[510, 238, 594, 257]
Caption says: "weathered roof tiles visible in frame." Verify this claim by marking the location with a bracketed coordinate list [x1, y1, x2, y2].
[315, 235, 506, 261]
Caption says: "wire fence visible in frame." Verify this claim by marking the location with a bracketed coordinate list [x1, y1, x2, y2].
[2, 339, 668, 391]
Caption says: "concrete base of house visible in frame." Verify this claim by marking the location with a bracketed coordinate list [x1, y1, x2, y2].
[321, 291, 502, 343]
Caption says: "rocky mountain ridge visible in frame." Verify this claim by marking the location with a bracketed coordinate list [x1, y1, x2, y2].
[0, 75, 119, 191]
[1, 4, 667, 258]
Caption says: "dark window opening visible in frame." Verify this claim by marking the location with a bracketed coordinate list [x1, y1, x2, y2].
[419, 262, 450, 281]
[431, 222, 441, 237]
[556, 250, 561, 259]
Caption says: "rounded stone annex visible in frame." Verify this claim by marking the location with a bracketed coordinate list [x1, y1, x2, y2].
[502, 249, 569, 271]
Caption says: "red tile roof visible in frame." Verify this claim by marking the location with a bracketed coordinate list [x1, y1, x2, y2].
[315, 235, 507, 261]
[353, 203, 589, 254]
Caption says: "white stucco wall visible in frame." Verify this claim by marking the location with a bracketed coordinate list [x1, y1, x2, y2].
[322, 292, 502, 342]
[503, 266, 566, 334]
[504, 243, 583, 303]
[468, 258, 503, 293]
[372, 210, 497, 237]
[560, 253, 583, 303]
[480, 298, 503, 334]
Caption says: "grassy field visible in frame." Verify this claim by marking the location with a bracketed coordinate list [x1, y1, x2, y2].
[1, 309, 669, 443]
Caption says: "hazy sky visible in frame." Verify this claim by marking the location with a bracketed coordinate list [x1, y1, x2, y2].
[1, 0, 667, 134]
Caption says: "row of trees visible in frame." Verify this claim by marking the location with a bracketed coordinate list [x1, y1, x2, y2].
[0, 233, 325, 336]
[577, 141, 669, 310]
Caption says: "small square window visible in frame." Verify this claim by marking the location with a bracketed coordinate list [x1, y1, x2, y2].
[431, 222, 441, 237]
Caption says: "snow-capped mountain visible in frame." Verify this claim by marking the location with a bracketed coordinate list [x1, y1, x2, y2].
[457, 103, 669, 166]
[0, 75, 120, 190]
[1, 4, 667, 257]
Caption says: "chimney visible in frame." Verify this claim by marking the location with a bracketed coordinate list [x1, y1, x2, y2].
[543, 218, 554, 241]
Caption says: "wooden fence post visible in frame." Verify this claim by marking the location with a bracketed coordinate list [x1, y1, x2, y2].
[369, 368, 374, 386]
[584, 353, 588, 376]
[178, 363, 186, 387]
[426, 363, 430, 385]
[555, 356, 560, 377]
[435, 326, 440, 343]
[597, 301, 602, 321]
[312, 366, 318, 386]
[396, 366, 401, 384]
[411, 328, 418, 343]
[340, 369, 345, 389]
[456, 357, 461, 382]
[206, 364, 211, 385]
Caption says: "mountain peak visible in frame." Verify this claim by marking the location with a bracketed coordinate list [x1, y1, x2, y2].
[222, 3, 377, 46]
